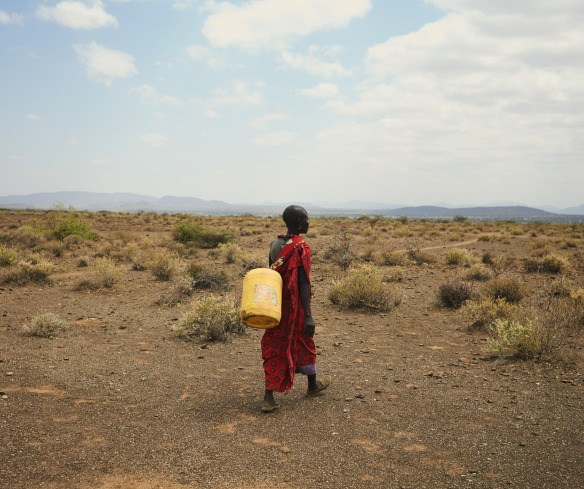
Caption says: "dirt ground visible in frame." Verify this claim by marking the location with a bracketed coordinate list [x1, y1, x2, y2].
[1, 210, 583, 489]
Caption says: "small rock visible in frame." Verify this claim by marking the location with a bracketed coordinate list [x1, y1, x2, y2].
[6, 372, 14, 376]
[280, 446, 291, 454]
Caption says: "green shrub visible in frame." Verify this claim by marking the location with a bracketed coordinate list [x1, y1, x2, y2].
[172, 222, 235, 248]
[444, 248, 478, 267]
[436, 281, 475, 309]
[485, 277, 526, 304]
[23, 312, 69, 338]
[51, 210, 97, 241]
[173, 296, 243, 341]
[328, 264, 402, 311]
[487, 319, 537, 359]
[463, 298, 521, 330]
[0, 244, 18, 267]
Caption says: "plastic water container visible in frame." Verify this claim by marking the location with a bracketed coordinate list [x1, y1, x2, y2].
[240, 268, 283, 329]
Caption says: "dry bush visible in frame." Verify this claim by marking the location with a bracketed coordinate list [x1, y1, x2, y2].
[76, 256, 89, 268]
[463, 298, 521, 330]
[0, 244, 18, 266]
[173, 296, 243, 342]
[524, 253, 570, 274]
[485, 277, 526, 304]
[63, 234, 84, 250]
[185, 263, 228, 290]
[322, 232, 352, 270]
[218, 242, 242, 264]
[436, 281, 475, 309]
[444, 248, 478, 267]
[465, 265, 492, 282]
[94, 257, 123, 288]
[328, 264, 402, 311]
[155, 275, 196, 307]
[241, 254, 265, 273]
[147, 250, 180, 281]
[22, 312, 69, 338]
[1, 257, 54, 285]
[380, 250, 410, 267]
[383, 267, 405, 282]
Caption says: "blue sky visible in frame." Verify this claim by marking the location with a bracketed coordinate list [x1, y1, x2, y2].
[1, 0, 583, 208]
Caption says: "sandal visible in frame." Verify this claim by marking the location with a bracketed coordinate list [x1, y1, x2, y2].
[261, 400, 281, 413]
[307, 375, 331, 396]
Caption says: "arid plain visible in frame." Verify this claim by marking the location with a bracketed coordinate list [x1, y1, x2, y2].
[1, 210, 583, 489]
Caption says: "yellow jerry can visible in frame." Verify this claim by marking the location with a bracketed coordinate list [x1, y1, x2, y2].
[240, 268, 283, 329]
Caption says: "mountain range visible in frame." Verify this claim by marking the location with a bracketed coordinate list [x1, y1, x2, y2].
[0, 191, 583, 222]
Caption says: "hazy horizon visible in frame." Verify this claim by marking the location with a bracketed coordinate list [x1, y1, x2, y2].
[1, 1, 583, 208]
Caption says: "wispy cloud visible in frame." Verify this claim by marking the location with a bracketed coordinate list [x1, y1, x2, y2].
[296, 83, 340, 99]
[185, 44, 232, 69]
[0, 10, 24, 25]
[210, 80, 265, 107]
[26, 114, 41, 121]
[74, 42, 138, 86]
[248, 113, 290, 129]
[36, 1, 118, 30]
[129, 84, 182, 106]
[280, 51, 352, 78]
[202, 0, 371, 50]
[139, 133, 168, 148]
[251, 130, 298, 147]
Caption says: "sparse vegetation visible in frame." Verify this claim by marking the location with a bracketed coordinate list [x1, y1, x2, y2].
[463, 298, 521, 330]
[0, 244, 18, 266]
[173, 222, 235, 248]
[147, 250, 179, 281]
[444, 248, 478, 266]
[436, 281, 475, 309]
[173, 296, 243, 341]
[94, 257, 123, 288]
[328, 264, 402, 311]
[484, 277, 526, 304]
[22, 312, 69, 338]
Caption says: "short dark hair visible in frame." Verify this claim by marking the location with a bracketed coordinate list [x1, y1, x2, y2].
[282, 205, 308, 227]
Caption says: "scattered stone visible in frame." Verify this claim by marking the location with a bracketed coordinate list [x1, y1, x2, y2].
[6, 372, 14, 376]
[280, 446, 291, 454]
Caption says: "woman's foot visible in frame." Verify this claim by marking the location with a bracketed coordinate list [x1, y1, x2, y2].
[307, 374, 331, 396]
[262, 389, 279, 412]
[261, 400, 281, 412]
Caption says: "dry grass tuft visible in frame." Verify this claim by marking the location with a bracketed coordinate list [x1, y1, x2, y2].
[173, 296, 243, 342]
[23, 312, 69, 338]
[328, 264, 402, 311]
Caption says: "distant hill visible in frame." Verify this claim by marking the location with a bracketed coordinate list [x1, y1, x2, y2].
[382, 206, 557, 219]
[0, 192, 582, 222]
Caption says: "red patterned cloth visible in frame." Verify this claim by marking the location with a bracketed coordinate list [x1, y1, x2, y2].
[261, 235, 317, 392]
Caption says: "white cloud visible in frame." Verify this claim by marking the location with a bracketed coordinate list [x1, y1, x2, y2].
[36, 1, 118, 30]
[297, 83, 340, 99]
[129, 84, 182, 106]
[92, 158, 113, 166]
[202, 0, 371, 50]
[204, 109, 219, 118]
[251, 130, 298, 147]
[248, 113, 290, 129]
[26, 114, 40, 120]
[139, 133, 168, 148]
[210, 80, 265, 107]
[280, 51, 352, 78]
[313, 0, 584, 205]
[185, 44, 231, 69]
[0, 10, 24, 24]
[74, 42, 138, 86]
